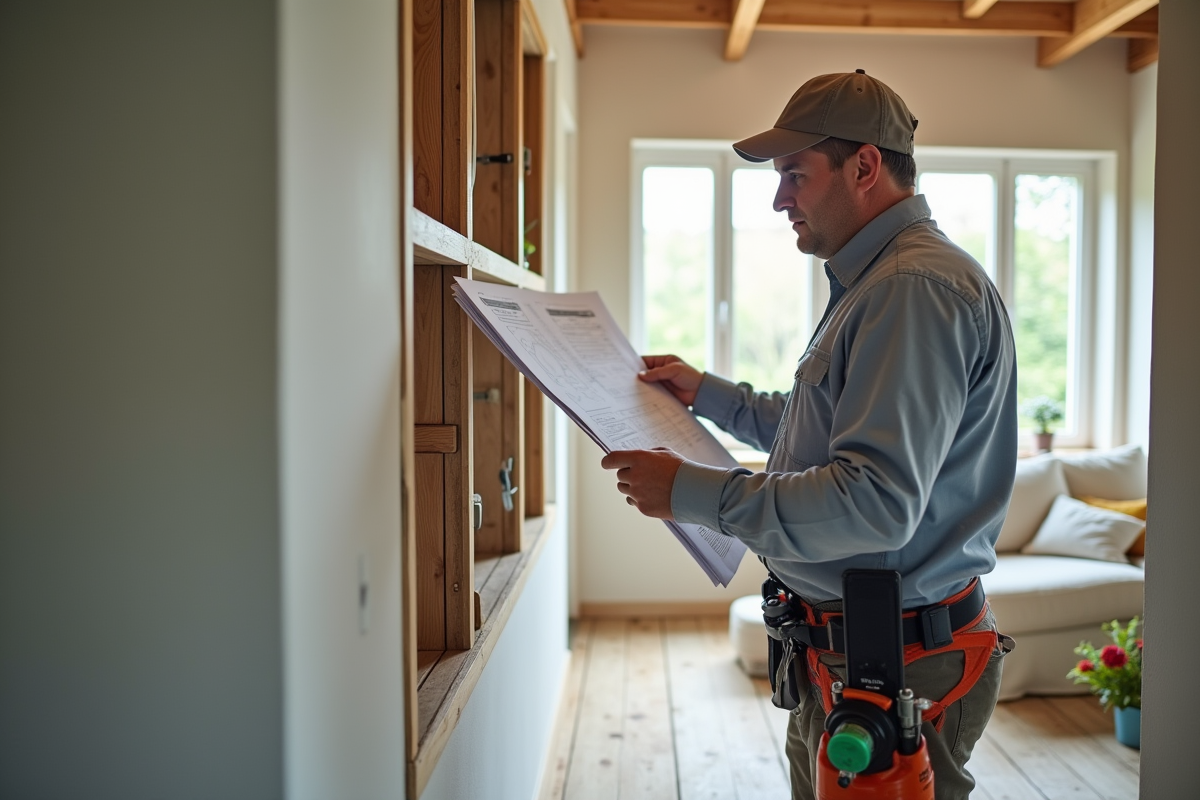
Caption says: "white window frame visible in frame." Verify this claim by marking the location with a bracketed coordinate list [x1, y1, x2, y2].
[629, 139, 827, 383]
[630, 141, 1121, 451]
[916, 147, 1118, 449]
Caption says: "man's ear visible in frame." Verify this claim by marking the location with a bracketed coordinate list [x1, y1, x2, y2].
[853, 145, 883, 192]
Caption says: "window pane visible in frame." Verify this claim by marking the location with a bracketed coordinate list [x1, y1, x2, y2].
[731, 168, 810, 394]
[918, 172, 996, 278]
[1013, 174, 1078, 434]
[642, 166, 712, 371]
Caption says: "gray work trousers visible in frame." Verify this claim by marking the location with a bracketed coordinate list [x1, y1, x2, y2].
[785, 608, 1009, 800]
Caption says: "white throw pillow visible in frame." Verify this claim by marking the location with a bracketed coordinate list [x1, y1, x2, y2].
[1021, 495, 1145, 563]
[995, 455, 1069, 553]
[1058, 444, 1147, 501]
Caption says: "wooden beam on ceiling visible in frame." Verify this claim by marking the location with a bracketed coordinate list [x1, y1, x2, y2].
[962, 0, 1000, 19]
[1038, 0, 1159, 67]
[1127, 35, 1159, 72]
[576, 0, 1157, 39]
[725, 0, 766, 61]
[565, 0, 585, 57]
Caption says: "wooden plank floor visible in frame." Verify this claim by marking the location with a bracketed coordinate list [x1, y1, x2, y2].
[541, 617, 1140, 800]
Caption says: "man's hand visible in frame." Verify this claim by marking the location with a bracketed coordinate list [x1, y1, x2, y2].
[639, 354, 703, 407]
[600, 447, 685, 520]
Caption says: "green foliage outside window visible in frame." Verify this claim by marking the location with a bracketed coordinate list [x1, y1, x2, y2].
[1013, 175, 1075, 428]
[644, 230, 708, 372]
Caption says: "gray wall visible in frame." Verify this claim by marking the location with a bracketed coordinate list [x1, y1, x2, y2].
[1141, 0, 1200, 795]
[0, 3, 282, 797]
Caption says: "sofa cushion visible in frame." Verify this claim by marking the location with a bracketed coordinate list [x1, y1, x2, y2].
[995, 455, 1069, 553]
[1021, 495, 1145, 563]
[1058, 444, 1147, 500]
[1080, 495, 1148, 556]
[983, 554, 1143, 634]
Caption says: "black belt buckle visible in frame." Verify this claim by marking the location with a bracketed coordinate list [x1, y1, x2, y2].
[920, 604, 954, 651]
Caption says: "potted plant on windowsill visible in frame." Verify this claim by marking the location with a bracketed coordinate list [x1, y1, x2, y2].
[1021, 395, 1064, 453]
[1067, 617, 1142, 748]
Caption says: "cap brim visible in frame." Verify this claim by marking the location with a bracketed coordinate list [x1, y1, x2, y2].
[732, 128, 829, 163]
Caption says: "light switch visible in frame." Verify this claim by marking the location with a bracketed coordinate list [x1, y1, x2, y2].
[358, 554, 369, 635]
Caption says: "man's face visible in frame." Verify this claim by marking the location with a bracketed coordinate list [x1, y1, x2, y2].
[772, 148, 857, 261]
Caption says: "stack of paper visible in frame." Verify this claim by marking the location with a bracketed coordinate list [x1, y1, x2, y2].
[452, 277, 746, 587]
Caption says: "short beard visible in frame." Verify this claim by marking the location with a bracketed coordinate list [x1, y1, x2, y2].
[800, 173, 857, 260]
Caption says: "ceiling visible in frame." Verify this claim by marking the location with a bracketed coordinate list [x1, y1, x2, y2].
[562, 0, 1159, 72]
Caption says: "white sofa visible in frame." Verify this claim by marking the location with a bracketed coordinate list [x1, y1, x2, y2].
[729, 445, 1148, 700]
[985, 444, 1147, 700]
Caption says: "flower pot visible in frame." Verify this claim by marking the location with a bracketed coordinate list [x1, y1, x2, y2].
[1033, 432, 1053, 453]
[1114, 706, 1141, 749]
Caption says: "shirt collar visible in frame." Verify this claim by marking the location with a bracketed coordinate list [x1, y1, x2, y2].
[825, 194, 931, 289]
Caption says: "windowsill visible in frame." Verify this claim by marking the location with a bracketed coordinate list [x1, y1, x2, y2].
[411, 505, 557, 796]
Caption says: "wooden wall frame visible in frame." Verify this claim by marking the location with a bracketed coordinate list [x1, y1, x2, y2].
[403, 0, 551, 794]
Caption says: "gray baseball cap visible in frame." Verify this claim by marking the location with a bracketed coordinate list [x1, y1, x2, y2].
[733, 70, 918, 162]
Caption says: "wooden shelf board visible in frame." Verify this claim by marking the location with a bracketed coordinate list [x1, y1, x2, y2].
[412, 208, 546, 291]
[411, 506, 557, 796]
[416, 649, 445, 690]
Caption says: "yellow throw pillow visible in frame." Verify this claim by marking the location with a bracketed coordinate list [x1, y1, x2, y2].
[1079, 496, 1147, 556]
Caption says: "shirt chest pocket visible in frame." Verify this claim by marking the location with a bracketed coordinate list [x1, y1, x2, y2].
[775, 349, 833, 470]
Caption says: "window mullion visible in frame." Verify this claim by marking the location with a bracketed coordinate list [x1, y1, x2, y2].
[998, 159, 1017, 308]
[713, 153, 734, 377]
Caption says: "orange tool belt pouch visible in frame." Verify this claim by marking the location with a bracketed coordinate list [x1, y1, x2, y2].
[763, 575, 996, 731]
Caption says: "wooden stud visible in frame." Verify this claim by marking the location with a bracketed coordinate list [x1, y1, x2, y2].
[505, 0, 524, 267]
[1128, 35, 1159, 72]
[442, 267, 475, 649]
[522, 54, 545, 275]
[524, 378, 545, 518]
[415, 453, 447, 650]
[443, 0, 473, 235]
[414, 265, 443, 423]
[501, 356, 524, 553]
[413, 0, 442, 220]
[962, 0, 1000, 19]
[471, 326, 506, 554]
[1037, 0, 1159, 68]
[415, 424, 458, 453]
[724, 0, 766, 61]
[399, 0, 420, 771]
[473, 0, 505, 256]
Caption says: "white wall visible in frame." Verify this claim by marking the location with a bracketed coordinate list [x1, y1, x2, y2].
[576, 27, 1134, 605]
[279, 1, 406, 797]
[1140, 1, 1200, 794]
[1127, 63, 1157, 451]
[0, 3, 283, 797]
[422, 519, 570, 800]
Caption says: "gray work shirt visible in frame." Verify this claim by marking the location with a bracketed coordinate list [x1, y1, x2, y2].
[671, 194, 1018, 607]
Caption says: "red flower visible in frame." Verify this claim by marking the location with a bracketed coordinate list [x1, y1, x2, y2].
[1100, 645, 1128, 669]
[1077, 659, 1095, 673]
[1136, 639, 1144, 649]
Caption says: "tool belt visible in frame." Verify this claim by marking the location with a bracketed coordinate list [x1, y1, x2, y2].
[762, 573, 998, 731]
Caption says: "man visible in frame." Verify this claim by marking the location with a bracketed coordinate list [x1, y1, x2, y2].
[601, 71, 1017, 800]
